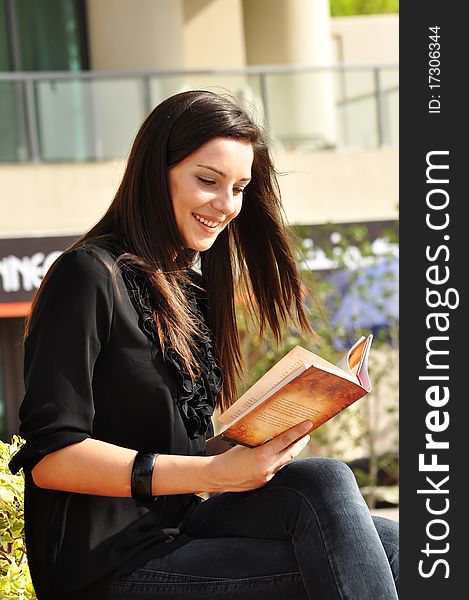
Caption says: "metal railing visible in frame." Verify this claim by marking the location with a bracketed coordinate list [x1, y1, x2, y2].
[0, 63, 398, 163]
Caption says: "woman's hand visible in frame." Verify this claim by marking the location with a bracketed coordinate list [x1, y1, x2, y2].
[209, 420, 313, 492]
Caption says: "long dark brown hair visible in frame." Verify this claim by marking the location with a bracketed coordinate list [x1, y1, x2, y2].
[26, 90, 314, 411]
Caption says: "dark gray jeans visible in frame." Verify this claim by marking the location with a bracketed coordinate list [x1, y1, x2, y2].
[105, 458, 399, 599]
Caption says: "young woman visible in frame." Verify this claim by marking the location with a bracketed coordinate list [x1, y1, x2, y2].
[9, 90, 399, 600]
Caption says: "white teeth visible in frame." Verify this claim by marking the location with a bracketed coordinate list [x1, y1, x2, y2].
[193, 214, 219, 227]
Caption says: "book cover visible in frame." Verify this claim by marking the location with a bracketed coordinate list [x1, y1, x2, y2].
[219, 334, 373, 447]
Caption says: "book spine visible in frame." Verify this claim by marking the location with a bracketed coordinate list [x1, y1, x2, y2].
[220, 434, 255, 448]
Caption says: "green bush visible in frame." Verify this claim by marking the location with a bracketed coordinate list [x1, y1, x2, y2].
[0, 436, 36, 599]
[330, 0, 399, 16]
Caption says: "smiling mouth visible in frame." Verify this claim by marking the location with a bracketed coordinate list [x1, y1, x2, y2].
[192, 213, 222, 229]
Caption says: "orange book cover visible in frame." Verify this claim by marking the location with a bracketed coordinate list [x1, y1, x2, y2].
[219, 334, 373, 447]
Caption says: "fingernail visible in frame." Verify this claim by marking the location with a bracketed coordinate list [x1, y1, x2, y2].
[303, 420, 313, 430]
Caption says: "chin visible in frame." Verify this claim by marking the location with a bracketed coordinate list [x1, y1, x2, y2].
[192, 242, 216, 252]
[184, 237, 216, 252]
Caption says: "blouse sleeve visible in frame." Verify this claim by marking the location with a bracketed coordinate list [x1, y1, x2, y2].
[9, 246, 114, 475]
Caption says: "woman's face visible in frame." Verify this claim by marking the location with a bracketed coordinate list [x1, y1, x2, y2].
[168, 137, 253, 252]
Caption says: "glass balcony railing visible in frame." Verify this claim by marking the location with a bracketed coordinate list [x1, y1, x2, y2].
[0, 64, 398, 163]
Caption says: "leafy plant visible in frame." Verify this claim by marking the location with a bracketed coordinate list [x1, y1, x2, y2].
[0, 436, 36, 600]
[330, 0, 399, 17]
[299, 222, 399, 508]
[229, 222, 399, 510]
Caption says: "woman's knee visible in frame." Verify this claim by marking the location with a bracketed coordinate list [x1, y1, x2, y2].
[270, 457, 361, 500]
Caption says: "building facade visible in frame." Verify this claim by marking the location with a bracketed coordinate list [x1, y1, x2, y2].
[0, 0, 398, 439]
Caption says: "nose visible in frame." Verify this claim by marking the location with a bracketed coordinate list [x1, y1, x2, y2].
[210, 188, 238, 217]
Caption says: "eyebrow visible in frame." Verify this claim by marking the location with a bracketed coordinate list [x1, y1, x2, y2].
[196, 164, 251, 182]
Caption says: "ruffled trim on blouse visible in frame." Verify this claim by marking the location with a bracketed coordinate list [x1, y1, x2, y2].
[120, 266, 223, 439]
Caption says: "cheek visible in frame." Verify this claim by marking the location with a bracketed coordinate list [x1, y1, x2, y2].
[171, 178, 197, 216]
[168, 173, 180, 211]
[233, 197, 244, 218]
[184, 180, 206, 209]
[223, 202, 242, 229]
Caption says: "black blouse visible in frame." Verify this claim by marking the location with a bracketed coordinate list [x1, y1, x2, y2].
[8, 243, 223, 600]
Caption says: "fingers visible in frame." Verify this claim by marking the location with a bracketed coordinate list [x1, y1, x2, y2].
[277, 433, 311, 463]
[216, 421, 314, 492]
[265, 420, 313, 455]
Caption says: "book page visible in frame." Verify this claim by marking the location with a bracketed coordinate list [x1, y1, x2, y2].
[221, 367, 366, 447]
[218, 345, 354, 427]
[336, 334, 373, 386]
[218, 363, 310, 426]
[336, 336, 366, 375]
[356, 334, 373, 391]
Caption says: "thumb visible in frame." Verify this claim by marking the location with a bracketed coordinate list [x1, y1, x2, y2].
[265, 420, 313, 455]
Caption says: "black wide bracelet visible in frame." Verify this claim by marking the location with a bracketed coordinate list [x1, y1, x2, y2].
[131, 451, 159, 502]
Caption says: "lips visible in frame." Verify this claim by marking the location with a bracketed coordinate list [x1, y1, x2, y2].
[192, 213, 222, 228]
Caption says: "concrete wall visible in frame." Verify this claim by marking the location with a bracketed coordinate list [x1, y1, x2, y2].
[183, 0, 246, 68]
[0, 147, 397, 236]
[331, 14, 399, 64]
[330, 14, 398, 148]
[86, 0, 247, 71]
[86, 0, 185, 70]
[243, 0, 337, 146]
[278, 147, 398, 224]
[0, 9, 399, 236]
[86, 3, 399, 70]
[76, 7, 399, 153]
[0, 162, 124, 237]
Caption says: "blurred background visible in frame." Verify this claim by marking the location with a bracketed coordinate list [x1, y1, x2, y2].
[0, 0, 398, 512]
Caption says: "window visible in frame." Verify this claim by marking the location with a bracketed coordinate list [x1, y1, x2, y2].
[0, 0, 89, 161]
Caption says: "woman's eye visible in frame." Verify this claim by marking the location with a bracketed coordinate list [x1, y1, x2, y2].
[233, 187, 245, 195]
[197, 176, 215, 185]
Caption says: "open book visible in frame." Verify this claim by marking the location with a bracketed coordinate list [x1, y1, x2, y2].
[218, 334, 373, 447]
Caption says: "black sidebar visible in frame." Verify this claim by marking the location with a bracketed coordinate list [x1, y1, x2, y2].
[400, 3, 466, 598]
